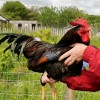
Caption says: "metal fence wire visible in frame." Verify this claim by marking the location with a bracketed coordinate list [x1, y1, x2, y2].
[0, 71, 67, 100]
[0, 61, 100, 100]
[0, 27, 99, 100]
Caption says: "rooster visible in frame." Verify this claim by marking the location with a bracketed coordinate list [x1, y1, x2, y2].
[0, 18, 90, 100]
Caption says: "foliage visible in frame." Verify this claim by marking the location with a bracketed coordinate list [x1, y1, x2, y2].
[0, 1, 100, 28]
[88, 15, 100, 23]
[29, 6, 40, 20]
[1, 1, 40, 21]
[39, 6, 59, 27]
[87, 15, 100, 32]
[0, 30, 99, 99]
[1, 1, 30, 20]
[0, 35, 66, 100]
[57, 6, 87, 27]
[0, 50, 15, 72]
[91, 36, 100, 47]
[31, 28, 60, 44]
[0, 1, 100, 98]
[38, 6, 87, 28]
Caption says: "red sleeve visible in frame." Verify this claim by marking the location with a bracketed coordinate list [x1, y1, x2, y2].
[62, 46, 100, 91]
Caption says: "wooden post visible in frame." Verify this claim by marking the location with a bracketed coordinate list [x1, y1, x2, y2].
[65, 88, 75, 100]
[69, 89, 75, 100]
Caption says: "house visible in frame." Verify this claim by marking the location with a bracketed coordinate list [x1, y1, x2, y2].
[10, 20, 40, 31]
[0, 14, 40, 31]
[0, 14, 9, 28]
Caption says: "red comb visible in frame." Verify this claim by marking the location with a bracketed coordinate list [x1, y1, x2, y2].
[70, 18, 89, 27]
[70, 18, 90, 43]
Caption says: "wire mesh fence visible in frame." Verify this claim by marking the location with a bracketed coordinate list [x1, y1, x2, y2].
[0, 59, 100, 100]
[0, 41, 67, 100]
[0, 71, 67, 100]
[0, 71, 100, 100]
[0, 27, 99, 100]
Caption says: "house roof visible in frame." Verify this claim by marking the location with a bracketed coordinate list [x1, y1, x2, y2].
[0, 14, 9, 21]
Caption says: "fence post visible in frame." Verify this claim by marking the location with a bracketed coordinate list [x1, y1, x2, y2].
[65, 88, 75, 100]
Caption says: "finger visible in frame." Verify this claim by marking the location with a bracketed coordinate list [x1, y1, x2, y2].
[67, 58, 76, 66]
[42, 77, 50, 83]
[69, 43, 76, 47]
[46, 78, 52, 83]
[59, 51, 71, 61]
[64, 56, 75, 66]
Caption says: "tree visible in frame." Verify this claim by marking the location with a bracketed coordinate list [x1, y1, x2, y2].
[38, 6, 87, 28]
[1, 1, 29, 20]
[29, 6, 39, 20]
[58, 6, 87, 27]
[39, 6, 59, 27]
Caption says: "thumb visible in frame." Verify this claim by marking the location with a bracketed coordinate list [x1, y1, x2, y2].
[69, 43, 77, 47]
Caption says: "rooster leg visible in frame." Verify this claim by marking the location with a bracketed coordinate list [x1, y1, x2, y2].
[42, 86, 45, 100]
[49, 83, 57, 100]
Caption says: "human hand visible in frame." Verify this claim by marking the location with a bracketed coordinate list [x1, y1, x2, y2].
[59, 43, 87, 66]
[41, 71, 57, 84]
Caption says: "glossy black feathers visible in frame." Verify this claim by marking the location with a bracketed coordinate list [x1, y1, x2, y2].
[0, 26, 89, 82]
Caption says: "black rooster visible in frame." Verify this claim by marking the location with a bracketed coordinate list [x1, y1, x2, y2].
[0, 18, 90, 100]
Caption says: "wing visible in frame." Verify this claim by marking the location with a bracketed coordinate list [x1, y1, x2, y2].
[28, 46, 70, 72]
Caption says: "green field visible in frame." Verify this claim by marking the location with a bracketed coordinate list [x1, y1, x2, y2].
[0, 72, 66, 100]
[0, 32, 100, 100]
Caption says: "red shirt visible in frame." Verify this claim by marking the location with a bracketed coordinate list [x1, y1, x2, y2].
[62, 46, 100, 91]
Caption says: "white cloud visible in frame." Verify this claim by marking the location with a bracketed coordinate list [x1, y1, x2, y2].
[0, 0, 100, 15]
[0, 1, 5, 7]
[20, 0, 52, 7]
[51, 0, 100, 15]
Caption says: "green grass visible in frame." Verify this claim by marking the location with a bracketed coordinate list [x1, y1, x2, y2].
[91, 36, 100, 47]
[0, 30, 66, 100]
[0, 32, 100, 100]
[91, 36, 100, 48]
[0, 72, 66, 100]
[75, 91, 100, 100]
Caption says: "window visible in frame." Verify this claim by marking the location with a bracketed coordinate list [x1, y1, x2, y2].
[18, 23, 22, 30]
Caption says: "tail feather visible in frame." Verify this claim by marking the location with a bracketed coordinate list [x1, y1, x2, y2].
[10, 35, 31, 56]
[11, 36, 21, 56]
[14, 42, 23, 53]
[7, 35, 18, 43]
[0, 33, 33, 59]
[14, 41, 27, 58]
[0, 35, 10, 44]
[4, 45, 11, 53]
[0, 33, 22, 44]
[18, 41, 27, 59]
[14, 35, 31, 44]
[0, 33, 43, 59]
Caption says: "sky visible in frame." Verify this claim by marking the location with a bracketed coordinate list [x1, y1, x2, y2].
[0, 0, 100, 15]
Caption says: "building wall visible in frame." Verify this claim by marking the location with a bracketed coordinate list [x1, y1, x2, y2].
[0, 15, 9, 28]
[10, 20, 39, 31]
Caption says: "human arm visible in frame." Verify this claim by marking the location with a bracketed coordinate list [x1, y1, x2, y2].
[41, 44, 100, 91]
[60, 44, 100, 91]
[62, 70, 100, 91]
